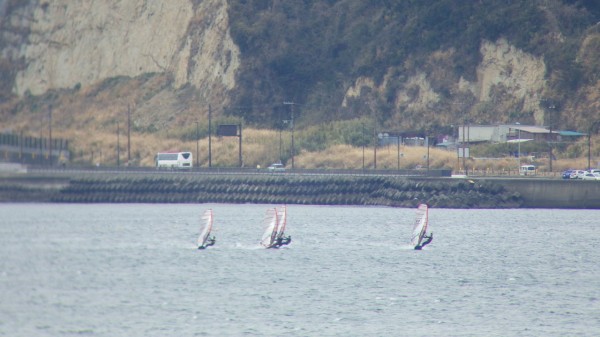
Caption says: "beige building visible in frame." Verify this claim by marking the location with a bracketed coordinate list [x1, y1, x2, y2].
[457, 124, 559, 144]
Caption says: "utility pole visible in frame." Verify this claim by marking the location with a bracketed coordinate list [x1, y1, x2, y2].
[238, 121, 243, 167]
[19, 130, 23, 164]
[127, 104, 131, 166]
[291, 104, 294, 169]
[549, 126, 553, 173]
[454, 124, 459, 172]
[48, 104, 52, 166]
[462, 123, 466, 175]
[397, 132, 400, 171]
[117, 121, 120, 167]
[39, 116, 43, 165]
[208, 104, 212, 168]
[587, 121, 600, 171]
[362, 123, 365, 171]
[427, 135, 430, 173]
[542, 99, 557, 174]
[373, 125, 377, 170]
[467, 124, 470, 175]
[195, 121, 199, 168]
[283, 101, 295, 169]
[517, 128, 521, 170]
[279, 126, 283, 162]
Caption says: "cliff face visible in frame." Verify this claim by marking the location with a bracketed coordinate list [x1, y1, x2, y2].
[343, 38, 548, 127]
[9, 0, 239, 106]
[476, 39, 547, 124]
[1, 0, 598, 136]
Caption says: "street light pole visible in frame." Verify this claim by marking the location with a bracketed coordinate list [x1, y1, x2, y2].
[238, 121, 243, 168]
[549, 126, 553, 173]
[283, 101, 295, 169]
[117, 121, 120, 167]
[542, 100, 556, 173]
[127, 104, 131, 166]
[208, 104, 212, 168]
[518, 128, 521, 169]
[588, 131, 591, 171]
[373, 125, 377, 170]
[195, 121, 199, 168]
[587, 121, 600, 171]
[362, 123, 365, 171]
[427, 135, 430, 173]
[397, 132, 400, 171]
[291, 105, 294, 169]
[48, 104, 52, 166]
[462, 123, 466, 175]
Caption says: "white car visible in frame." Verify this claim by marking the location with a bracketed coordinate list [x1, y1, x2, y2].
[267, 163, 285, 172]
[571, 170, 587, 179]
[581, 172, 599, 181]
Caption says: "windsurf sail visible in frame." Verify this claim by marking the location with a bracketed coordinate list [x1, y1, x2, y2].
[276, 205, 287, 240]
[260, 208, 279, 248]
[197, 209, 214, 248]
[409, 204, 429, 247]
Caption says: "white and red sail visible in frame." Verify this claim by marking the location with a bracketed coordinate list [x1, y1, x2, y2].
[409, 204, 429, 247]
[260, 205, 288, 248]
[276, 205, 287, 241]
[197, 209, 214, 248]
[260, 207, 279, 248]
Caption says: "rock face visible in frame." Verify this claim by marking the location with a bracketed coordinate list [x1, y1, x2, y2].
[12, 0, 239, 104]
[343, 38, 547, 125]
[475, 39, 547, 124]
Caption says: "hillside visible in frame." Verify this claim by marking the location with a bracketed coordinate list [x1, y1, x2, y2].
[227, 0, 600, 131]
[1, 0, 600, 168]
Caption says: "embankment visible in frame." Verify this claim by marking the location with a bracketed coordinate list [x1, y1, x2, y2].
[476, 178, 600, 209]
[0, 172, 521, 208]
[2, 172, 598, 208]
[0, 175, 70, 202]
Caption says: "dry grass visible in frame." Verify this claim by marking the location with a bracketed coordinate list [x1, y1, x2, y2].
[295, 144, 456, 170]
[1, 74, 598, 172]
[10, 125, 600, 173]
[51, 126, 460, 169]
[2, 69, 600, 174]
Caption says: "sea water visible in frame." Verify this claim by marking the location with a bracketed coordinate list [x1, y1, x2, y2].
[0, 204, 598, 337]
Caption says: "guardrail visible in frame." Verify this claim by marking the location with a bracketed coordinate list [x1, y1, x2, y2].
[22, 165, 446, 178]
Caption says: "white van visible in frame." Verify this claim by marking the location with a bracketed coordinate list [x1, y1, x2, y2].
[519, 165, 536, 176]
[156, 152, 193, 169]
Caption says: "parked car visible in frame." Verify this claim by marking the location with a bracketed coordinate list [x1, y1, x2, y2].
[571, 170, 587, 179]
[581, 172, 599, 181]
[267, 163, 285, 172]
[562, 170, 574, 179]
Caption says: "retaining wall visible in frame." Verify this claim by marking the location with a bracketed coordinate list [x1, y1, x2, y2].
[0, 172, 598, 209]
[480, 178, 600, 208]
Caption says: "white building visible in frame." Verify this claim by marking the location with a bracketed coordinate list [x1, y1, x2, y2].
[457, 124, 558, 144]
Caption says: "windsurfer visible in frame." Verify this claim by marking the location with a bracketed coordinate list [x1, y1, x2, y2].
[414, 232, 432, 250]
[273, 235, 291, 248]
[198, 236, 216, 250]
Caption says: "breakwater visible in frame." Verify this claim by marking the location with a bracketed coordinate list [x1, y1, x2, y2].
[0, 173, 523, 208]
[478, 177, 600, 209]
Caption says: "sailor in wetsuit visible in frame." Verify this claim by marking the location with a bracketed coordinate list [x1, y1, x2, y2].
[273, 235, 291, 248]
[414, 232, 433, 250]
[198, 236, 216, 250]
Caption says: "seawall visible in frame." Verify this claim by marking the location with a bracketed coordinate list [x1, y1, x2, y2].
[0, 171, 598, 209]
[476, 178, 600, 209]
